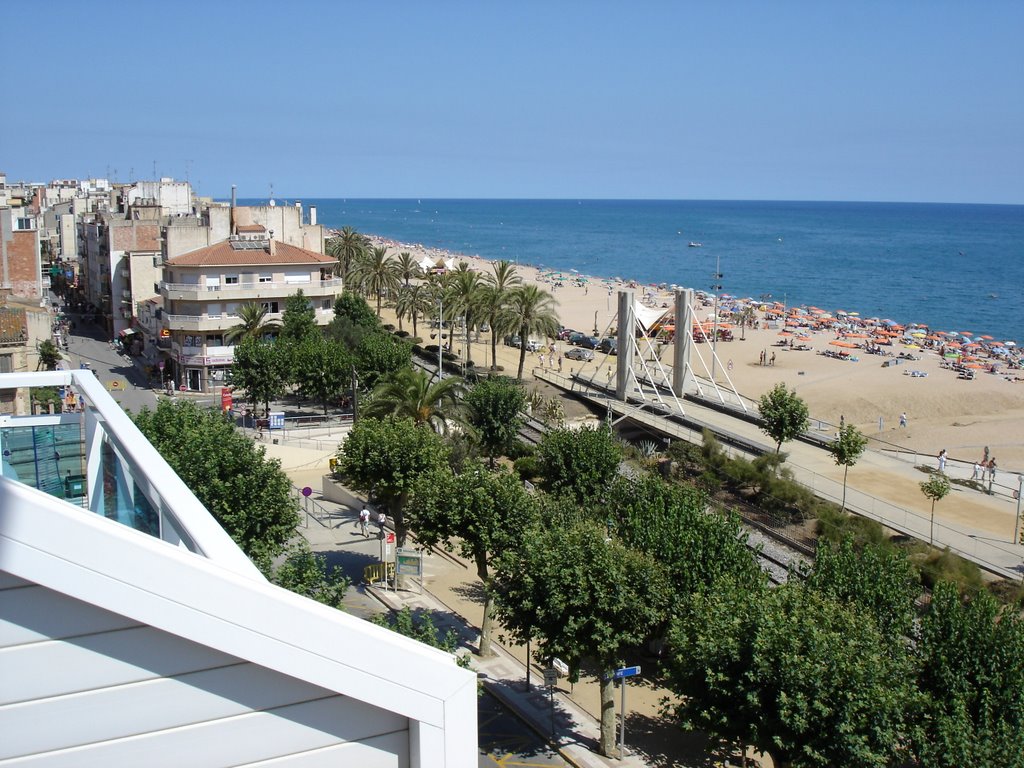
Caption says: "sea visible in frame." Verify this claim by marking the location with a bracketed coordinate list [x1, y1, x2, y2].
[261, 199, 1024, 344]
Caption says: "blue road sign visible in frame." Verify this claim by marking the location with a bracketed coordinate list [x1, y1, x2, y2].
[613, 665, 641, 679]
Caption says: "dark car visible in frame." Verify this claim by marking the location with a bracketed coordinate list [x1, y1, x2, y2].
[568, 331, 587, 346]
[565, 347, 595, 362]
[504, 334, 522, 347]
[598, 337, 618, 355]
[580, 336, 601, 350]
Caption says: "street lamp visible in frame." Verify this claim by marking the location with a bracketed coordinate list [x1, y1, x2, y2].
[437, 295, 444, 380]
[710, 254, 723, 380]
[1014, 473, 1023, 544]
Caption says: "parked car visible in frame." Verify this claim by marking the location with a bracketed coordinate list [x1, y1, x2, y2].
[558, 327, 577, 341]
[580, 336, 601, 350]
[504, 334, 522, 347]
[565, 347, 594, 362]
[598, 338, 618, 355]
[568, 331, 587, 346]
[525, 339, 541, 352]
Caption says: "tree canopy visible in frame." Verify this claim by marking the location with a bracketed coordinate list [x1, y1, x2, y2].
[536, 424, 622, 504]
[758, 383, 810, 455]
[464, 377, 527, 465]
[336, 415, 449, 544]
[133, 399, 298, 568]
[230, 336, 287, 415]
[363, 367, 467, 433]
[828, 423, 868, 511]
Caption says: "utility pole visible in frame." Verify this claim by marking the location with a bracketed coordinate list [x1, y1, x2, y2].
[711, 254, 722, 380]
[438, 296, 444, 380]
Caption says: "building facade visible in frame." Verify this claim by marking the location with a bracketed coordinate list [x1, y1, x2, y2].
[160, 237, 340, 392]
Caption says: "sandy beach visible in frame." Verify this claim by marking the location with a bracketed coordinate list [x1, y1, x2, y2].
[366, 235, 1024, 473]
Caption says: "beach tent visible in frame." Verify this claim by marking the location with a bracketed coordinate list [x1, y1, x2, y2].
[634, 301, 669, 332]
[418, 256, 434, 272]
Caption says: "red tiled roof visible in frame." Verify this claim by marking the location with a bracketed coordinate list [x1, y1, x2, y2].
[167, 240, 336, 267]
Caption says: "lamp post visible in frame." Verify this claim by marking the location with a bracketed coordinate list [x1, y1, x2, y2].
[437, 295, 443, 380]
[710, 254, 722, 380]
[1014, 473, 1022, 544]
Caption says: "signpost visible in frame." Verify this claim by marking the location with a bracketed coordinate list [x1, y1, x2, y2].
[613, 665, 641, 757]
[544, 667, 558, 737]
[396, 548, 423, 593]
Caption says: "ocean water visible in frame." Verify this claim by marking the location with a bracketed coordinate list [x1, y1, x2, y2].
[278, 199, 1024, 343]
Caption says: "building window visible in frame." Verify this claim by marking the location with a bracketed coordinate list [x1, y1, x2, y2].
[224, 275, 239, 285]
[184, 335, 195, 347]
[258, 274, 272, 283]
[207, 334, 223, 346]
[322, 299, 331, 310]
[261, 301, 280, 313]
[0, 355, 12, 374]
[152, 256, 161, 267]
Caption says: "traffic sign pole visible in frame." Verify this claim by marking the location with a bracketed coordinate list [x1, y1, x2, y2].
[611, 665, 640, 757]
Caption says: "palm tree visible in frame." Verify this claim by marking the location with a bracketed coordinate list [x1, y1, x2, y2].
[363, 367, 468, 434]
[225, 302, 281, 343]
[325, 226, 368, 283]
[350, 246, 401, 316]
[736, 305, 757, 340]
[446, 264, 484, 368]
[395, 251, 421, 287]
[500, 284, 560, 380]
[479, 260, 521, 369]
[395, 283, 432, 336]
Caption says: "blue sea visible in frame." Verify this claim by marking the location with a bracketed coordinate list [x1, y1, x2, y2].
[270, 199, 1024, 343]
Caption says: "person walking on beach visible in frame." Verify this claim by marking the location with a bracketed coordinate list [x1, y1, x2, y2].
[988, 458, 997, 484]
[899, 412, 907, 428]
[770, 351, 776, 366]
[558, 354, 563, 372]
[358, 505, 371, 537]
[972, 461, 982, 481]
[937, 449, 948, 473]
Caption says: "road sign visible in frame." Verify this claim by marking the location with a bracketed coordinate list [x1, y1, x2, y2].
[301, 486, 312, 497]
[386, 532, 395, 544]
[396, 549, 422, 576]
[543, 668, 558, 688]
[158, 360, 165, 370]
[613, 665, 641, 679]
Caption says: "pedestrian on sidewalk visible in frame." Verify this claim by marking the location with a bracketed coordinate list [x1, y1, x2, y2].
[358, 505, 371, 538]
[899, 412, 907, 428]
[972, 461, 982, 481]
[377, 510, 387, 536]
[988, 458, 998, 487]
[937, 448, 947, 473]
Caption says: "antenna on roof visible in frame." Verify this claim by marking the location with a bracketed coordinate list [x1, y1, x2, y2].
[269, 182, 275, 207]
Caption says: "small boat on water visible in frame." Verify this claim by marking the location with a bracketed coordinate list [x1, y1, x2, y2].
[688, 241, 702, 248]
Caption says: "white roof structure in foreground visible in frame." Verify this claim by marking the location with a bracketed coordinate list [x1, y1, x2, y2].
[0, 370, 476, 767]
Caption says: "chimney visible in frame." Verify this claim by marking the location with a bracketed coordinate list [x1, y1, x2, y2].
[230, 185, 237, 209]
[309, 205, 317, 226]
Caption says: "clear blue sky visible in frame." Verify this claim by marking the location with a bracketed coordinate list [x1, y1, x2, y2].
[3, 1, 1021, 204]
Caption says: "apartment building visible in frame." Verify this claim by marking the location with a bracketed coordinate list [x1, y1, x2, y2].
[160, 235, 340, 391]
[0, 204, 44, 300]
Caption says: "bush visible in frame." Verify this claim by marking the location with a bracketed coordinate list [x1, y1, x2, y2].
[513, 455, 541, 481]
[383, 323, 395, 332]
[816, 505, 890, 549]
[910, 545, 985, 594]
[395, 330, 410, 338]
[506, 439, 535, 460]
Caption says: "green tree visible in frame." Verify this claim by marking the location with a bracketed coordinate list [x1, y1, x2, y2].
[326, 226, 368, 282]
[464, 377, 526, 466]
[230, 337, 287, 415]
[666, 581, 912, 768]
[480, 260, 522, 370]
[912, 581, 1024, 768]
[499, 284, 560, 380]
[36, 339, 62, 370]
[758, 383, 810, 456]
[328, 290, 381, 350]
[735, 305, 757, 341]
[133, 399, 299, 567]
[291, 334, 352, 414]
[536, 424, 621, 504]
[336, 415, 449, 545]
[363, 367, 468, 433]
[354, 331, 412, 390]
[492, 520, 672, 757]
[395, 251, 420, 287]
[394, 282, 431, 337]
[805, 537, 919, 640]
[605, 475, 763, 604]
[446, 263, 484, 368]
[270, 541, 349, 608]
[920, 473, 951, 546]
[371, 607, 468, 668]
[351, 245, 401, 315]
[225, 302, 280, 344]
[279, 289, 318, 344]
[410, 464, 539, 655]
[828, 422, 868, 511]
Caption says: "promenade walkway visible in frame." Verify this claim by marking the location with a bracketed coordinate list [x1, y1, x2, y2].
[536, 370, 1024, 581]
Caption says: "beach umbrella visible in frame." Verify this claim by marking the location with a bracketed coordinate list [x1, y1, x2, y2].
[830, 340, 859, 349]
[980, 335, 994, 340]
[911, 332, 926, 338]
[959, 331, 973, 336]
[778, 331, 793, 337]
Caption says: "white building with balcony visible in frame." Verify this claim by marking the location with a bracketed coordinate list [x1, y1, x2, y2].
[160, 237, 340, 392]
[0, 369, 477, 766]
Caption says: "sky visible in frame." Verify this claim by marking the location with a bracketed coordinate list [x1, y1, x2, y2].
[2, 1, 1021, 204]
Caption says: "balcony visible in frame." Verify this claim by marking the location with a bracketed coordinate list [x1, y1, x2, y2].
[161, 278, 342, 301]
[165, 313, 241, 332]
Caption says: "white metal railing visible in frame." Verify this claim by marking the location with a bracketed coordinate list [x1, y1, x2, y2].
[161, 278, 342, 294]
